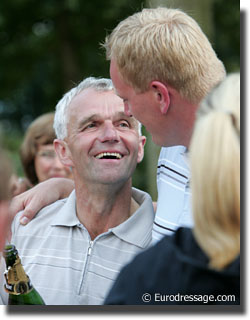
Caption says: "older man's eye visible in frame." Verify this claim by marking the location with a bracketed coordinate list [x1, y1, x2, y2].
[119, 121, 130, 128]
[85, 122, 97, 129]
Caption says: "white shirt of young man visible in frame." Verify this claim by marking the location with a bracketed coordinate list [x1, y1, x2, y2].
[152, 146, 193, 243]
[0, 188, 154, 305]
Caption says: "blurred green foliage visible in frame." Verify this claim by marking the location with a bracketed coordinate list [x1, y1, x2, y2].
[0, 0, 145, 131]
[213, 0, 240, 72]
[0, 0, 240, 199]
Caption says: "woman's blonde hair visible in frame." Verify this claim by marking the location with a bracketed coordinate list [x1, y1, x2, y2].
[104, 7, 226, 104]
[20, 112, 56, 185]
[190, 73, 240, 270]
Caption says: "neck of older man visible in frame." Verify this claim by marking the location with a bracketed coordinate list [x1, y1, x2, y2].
[74, 178, 139, 240]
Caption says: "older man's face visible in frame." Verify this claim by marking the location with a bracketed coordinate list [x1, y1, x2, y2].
[62, 88, 145, 186]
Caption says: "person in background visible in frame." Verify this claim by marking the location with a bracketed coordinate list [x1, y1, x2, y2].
[9, 175, 32, 197]
[21, 112, 74, 184]
[104, 73, 240, 305]
[0, 147, 13, 305]
[0, 148, 12, 252]
[9, 8, 226, 240]
[10, 112, 73, 196]
[0, 77, 154, 305]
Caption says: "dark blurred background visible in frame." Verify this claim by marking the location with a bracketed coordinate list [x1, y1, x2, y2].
[0, 0, 240, 201]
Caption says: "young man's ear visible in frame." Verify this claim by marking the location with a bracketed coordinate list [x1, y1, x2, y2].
[137, 135, 146, 163]
[54, 139, 73, 167]
[150, 81, 170, 114]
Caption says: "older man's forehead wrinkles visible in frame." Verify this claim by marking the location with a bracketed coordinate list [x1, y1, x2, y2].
[111, 111, 138, 127]
[76, 114, 97, 129]
[76, 110, 138, 129]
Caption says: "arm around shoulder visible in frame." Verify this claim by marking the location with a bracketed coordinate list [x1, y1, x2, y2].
[9, 178, 75, 225]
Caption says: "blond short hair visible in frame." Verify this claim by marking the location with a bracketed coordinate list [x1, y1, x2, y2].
[104, 7, 226, 104]
[190, 73, 240, 270]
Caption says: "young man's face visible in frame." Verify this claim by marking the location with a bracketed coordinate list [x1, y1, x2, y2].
[110, 59, 165, 146]
[60, 88, 145, 187]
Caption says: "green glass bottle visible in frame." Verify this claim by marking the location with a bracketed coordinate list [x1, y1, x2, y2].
[3, 244, 45, 305]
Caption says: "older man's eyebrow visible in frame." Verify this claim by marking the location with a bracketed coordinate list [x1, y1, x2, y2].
[114, 112, 138, 126]
[77, 112, 138, 129]
[77, 114, 99, 129]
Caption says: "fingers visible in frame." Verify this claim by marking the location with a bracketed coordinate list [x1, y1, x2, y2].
[19, 206, 38, 225]
[9, 184, 42, 224]
[18, 201, 41, 225]
[20, 216, 30, 225]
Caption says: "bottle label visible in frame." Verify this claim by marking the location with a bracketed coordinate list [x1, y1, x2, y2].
[4, 279, 33, 295]
[4, 257, 33, 295]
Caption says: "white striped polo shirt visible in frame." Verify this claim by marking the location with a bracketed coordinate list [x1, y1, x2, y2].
[1, 188, 154, 305]
[152, 146, 193, 244]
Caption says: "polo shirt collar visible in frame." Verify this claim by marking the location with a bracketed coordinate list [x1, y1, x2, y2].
[50, 188, 154, 249]
[50, 190, 80, 227]
[110, 188, 154, 248]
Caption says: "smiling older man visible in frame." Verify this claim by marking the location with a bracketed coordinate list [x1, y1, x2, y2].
[0, 77, 154, 305]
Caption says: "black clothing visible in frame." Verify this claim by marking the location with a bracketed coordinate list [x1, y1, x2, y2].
[104, 227, 240, 305]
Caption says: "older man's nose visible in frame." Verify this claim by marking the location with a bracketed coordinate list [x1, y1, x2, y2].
[99, 123, 119, 143]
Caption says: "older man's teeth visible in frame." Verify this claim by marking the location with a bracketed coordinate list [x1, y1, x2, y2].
[95, 152, 122, 159]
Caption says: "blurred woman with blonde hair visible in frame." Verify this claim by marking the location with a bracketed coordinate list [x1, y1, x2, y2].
[0, 148, 13, 252]
[190, 73, 240, 270]
[11, 112, 73, 196]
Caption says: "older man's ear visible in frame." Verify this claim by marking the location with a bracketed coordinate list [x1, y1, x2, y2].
[137, 136, 146, 163]
[54, 139, 74, 168]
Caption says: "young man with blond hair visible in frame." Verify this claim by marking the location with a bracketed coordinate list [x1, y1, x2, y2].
[105, 7, 226, 241]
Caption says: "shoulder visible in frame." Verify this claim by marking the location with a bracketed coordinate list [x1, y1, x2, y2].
[11, 197, 68, 237]
[158, 146, 188, 162]
[132, 187, 153, 204]
[131, 187, 154, 218]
